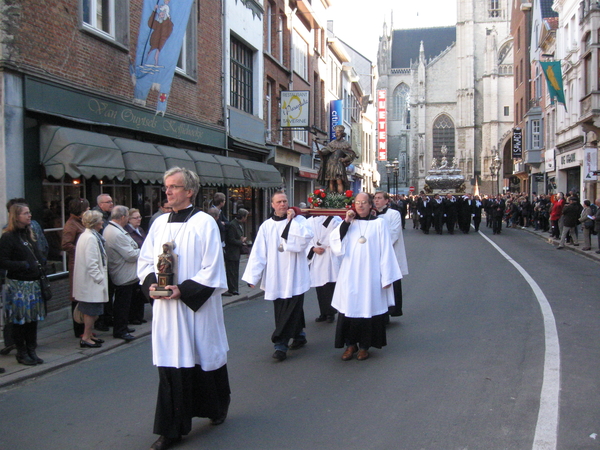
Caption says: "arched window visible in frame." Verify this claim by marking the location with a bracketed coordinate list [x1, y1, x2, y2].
[432, 114, 455, 159]
[392, 83, 410, 129]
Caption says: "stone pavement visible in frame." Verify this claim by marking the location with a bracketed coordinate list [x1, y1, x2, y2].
[1, 228, 598, 389]
[0, 255, 262, 389]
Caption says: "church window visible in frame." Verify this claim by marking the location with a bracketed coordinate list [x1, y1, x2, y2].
[489, 0, 501, 18]
[392, 83, 411, 130]
[432, 114, 455, 160]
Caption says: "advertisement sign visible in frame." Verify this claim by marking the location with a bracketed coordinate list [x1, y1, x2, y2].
[281, 91, 310, 128]
[512, 128, 522, 159]
[377, 90, 387, 161]
[584, 147, 598, 182]
[329, 100, 343, 141]
[545, 148, 555, 171]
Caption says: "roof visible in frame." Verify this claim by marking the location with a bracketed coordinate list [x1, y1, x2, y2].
[540, 0, 558, 19]
[391, 26, 456, 69]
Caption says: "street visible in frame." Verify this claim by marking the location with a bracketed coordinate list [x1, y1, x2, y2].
[1, 223, 599, 450]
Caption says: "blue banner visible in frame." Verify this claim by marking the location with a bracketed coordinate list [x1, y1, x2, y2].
[329, 100, 343, 141]
[132, 0, 194, 115]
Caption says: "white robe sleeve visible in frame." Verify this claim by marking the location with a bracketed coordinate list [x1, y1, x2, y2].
[282, 217, 313, 253]
[241, 222, 268, 286]
[378, 219, 402, 287]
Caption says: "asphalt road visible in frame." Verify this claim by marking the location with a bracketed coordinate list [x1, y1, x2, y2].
[1, 223, 599, 450]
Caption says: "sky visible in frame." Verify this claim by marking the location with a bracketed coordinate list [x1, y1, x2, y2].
[326, 0, 458, 62]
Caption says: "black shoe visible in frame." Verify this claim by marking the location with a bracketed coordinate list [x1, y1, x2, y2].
[16, 351, 37, 366]
[0, 344, 16, 355]
[231, 291, 239, 295]
[94, 322, 109, 332]
[326, 315, 335, 323]
[210, 396, 231, 426]
[126, 327, 136, 333]
[272, 350, 287, 361]
[289, 338, 307, 350]
[315, 315, 327, 322]
[114, 333, 136, 341]
[222, 292, 233, 297]
[129, 319, 143, 325]
[150, 435, 181, 450]
[27, 349, 43, 364]
[0, 367, 5, 374]
[91, 337, 105, 344]
[80, 340, 101, 348]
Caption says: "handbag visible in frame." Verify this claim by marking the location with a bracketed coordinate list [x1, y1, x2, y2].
[23, 238, 53, 302]
[584, 220, 594, 230]
[73, 303, 84, 324]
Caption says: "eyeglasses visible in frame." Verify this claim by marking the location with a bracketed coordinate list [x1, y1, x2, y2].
[355, 201, 369, 205]
[162, 185, 185, 192]
[130, 216, 142, 220]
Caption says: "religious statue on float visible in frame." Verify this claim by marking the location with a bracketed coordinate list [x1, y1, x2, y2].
[315, 125, 357, 194]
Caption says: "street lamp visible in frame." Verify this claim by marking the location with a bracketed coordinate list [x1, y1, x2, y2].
[392, 158, 400, 196]
[386, 161, 393, 193]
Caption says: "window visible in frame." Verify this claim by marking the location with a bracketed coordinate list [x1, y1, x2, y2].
[266, 3, 273, 55]
[585, 53, 593, 95]
[230, 36, 254, 114]
[278, 16, 284, 63]
[432, 114, 455, 159]
[504, 106, 510, 116]
[293, 129, 309, 145]
[392, 83, 410, 129]
[81, 0, 128, 45]
[266, 80, 272, 141]
[176, 4, 198, 78]
[531, 119, 541, 149]
[293, 32, 308, 80]
[489, 0, 501, 18]
[535, 65, 542, 99]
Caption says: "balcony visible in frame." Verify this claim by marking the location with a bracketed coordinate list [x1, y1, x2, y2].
[580, 92, 600, 125]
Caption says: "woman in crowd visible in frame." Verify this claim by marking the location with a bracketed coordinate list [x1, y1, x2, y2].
[61, 198, 90, 338]
[73, 210, 109, 348]
[124, 208, 147, 324]
[579, 199, 594, 251]
[0, 203, 46, 365]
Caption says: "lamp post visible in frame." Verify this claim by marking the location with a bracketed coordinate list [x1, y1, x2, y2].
[394, 159, 400, 196]
[386, 161, 393, 194]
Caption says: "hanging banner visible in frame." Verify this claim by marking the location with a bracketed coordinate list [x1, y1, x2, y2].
[512, 127, 522, 159]
[539, 61, 566, 107]
[584, 147, 598, 182]
[329, 100, 343, 141]
[377, 90, 387, 161]
[132, 0, 194, 115]
[281, 91, 310, 128]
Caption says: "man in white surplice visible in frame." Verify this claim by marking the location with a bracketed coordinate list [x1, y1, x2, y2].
[242, 192, 313, 362]
[138, 167, 230, 450]
[374, 191, 409, 318]
[330, 192, 401, 362]
[305, 214, 342, 323]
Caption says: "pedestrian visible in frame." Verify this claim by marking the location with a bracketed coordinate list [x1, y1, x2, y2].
[61, 198, 91, 338]
[557, 197, 580, 249]
[149, 198, 172, 230]
[491, 195, 505, 235]
[443, 193, 458, 234]
[579, 199, 594, 251]
[104, 205, 139, 341]
[549, 192, 565, 239]
[417, 193, 432, 234]
[431, 193, 444, 235]
[242, 191, 313, 362]
[138, 167, 230, 450]
[73, 210, 109, 348]
[374, 191, 408, 318]
[330, 193, 401, 361]
[124, 208, 148, 325]
[92, 193, 114, 331]
[223, 208, 249, 296]
[0, 203, 47, 366]
[594, 198, 600, 254]
[472, 195, 483, 232]
[305, 212, 342, 323]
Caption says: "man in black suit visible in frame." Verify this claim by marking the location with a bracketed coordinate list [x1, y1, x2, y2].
[457, 194, 473, 234]
[417, 193, 432, 234]
[223, 208, 249, 296]
[431, 194, 445, 235]
[472, 195, 483, 232]
[443, 194, 458, 234]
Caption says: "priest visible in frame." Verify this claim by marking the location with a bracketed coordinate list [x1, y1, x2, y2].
[306, 213, 343, 323]
[373, 191, 409, 318]
[242, 191, 313, 362]
[138, 167, 230, 450]
[330, 192, 401, 361]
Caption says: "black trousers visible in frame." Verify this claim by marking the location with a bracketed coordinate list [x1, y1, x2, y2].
[272, 295, 306, 345]
[154, 365, 231, 438]
[225, 258, 240, 294]
[113, 281, 136, 336]
[315, 282, 337, 317]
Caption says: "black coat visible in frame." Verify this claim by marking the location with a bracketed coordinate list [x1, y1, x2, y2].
[224, 218, 245, 261]
[0, 228, 42, 281]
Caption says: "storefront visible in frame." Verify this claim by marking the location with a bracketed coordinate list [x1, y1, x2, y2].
[555, 147, 583, 197]
[20, 76, 282, 277]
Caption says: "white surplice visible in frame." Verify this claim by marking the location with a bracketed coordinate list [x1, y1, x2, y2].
[378, 208, 409, 276]
[242, 216, 313, 301]
[305, 215, 343, 287]
[330, 217, 401, 318]
[137, 211, 228, 371]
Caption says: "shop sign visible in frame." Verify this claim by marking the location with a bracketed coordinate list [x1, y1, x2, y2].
[377, 90, 387, 161]
[281, 91, 310, 128]
[512, 128, 522, 159]
[584, 147, 598, 182]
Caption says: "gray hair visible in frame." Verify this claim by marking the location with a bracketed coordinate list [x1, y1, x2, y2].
[164, 167, 200, 202]
[236, 208, 249, 220]
[82, 210, 104, 229]
[207, 207, 220, 219]
[110, 205, 129, 220]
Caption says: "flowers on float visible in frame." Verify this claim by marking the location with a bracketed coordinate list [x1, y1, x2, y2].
[308, 189, 355, 208]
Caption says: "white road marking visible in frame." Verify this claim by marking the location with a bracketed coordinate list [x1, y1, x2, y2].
[479, 231, 560, 450]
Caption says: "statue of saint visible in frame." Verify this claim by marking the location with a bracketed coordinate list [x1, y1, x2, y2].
[157, 243, 174, 274]
[316, 125, 357, 193]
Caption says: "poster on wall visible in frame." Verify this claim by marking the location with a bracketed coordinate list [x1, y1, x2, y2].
[584, 147, 598, 182]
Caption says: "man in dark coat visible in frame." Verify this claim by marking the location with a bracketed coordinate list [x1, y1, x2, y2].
[431, 194, 445, 235]
[443, 194, 458, 234]
[417, 193, 432, 234]
[557, 197, 582, 248]
[223, 208, 248, 296]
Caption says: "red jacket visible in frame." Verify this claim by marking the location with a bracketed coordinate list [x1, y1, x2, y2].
[549, 198, 565, 221]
